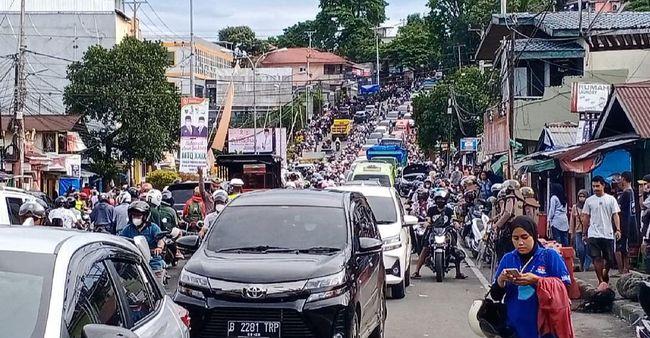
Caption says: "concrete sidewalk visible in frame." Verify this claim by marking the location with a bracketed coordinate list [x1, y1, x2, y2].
[574, 270, 646, 326]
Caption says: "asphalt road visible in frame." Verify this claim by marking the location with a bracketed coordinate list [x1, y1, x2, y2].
[165, 253, 636, 338]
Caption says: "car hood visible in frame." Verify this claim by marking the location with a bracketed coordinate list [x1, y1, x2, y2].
[184, 249, 349, 283]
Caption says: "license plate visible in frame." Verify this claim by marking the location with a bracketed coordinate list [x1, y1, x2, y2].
[227, 321, 281, 338]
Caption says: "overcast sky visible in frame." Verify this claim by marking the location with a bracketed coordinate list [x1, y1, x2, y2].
[139, 0, 429, 40]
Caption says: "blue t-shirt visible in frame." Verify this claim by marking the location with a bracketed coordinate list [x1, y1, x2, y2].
[119, 223, 165, 271]
[493, 246, 571, 338]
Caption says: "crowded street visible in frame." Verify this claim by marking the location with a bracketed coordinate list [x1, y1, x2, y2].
[3, 1, 650, 338]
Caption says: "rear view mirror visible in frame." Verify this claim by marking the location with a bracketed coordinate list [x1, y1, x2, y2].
[403, 215, 418, 226]
[177, 235, 201, 253]
[358, 237, 383, 253]
[133, 236, 151, 262]
[82, 324, 138, 338]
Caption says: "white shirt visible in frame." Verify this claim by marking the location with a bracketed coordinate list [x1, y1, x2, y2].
[48, 207, 77, 229]
[582, 193, 620, 240]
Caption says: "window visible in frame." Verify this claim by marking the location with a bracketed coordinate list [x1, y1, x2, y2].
[67, 262, 123, 338]
[299, 66, 306, 73]
[6, 197, 23, 224]
[166, 51, 175, 66]
[42, 132, 56, 152]
[111, 261, 156, 325]
[57, 133, 68, 153]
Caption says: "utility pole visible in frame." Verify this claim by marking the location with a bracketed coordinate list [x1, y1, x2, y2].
[454, 44, 465, 69]
[375, 27, 381, 86]
[125, 1, 145, 38]
[447, 96, 453, 174]
[506, 31, 516, 179]
[305, 31, 315, 122]
[189, 0, 196, 97]
[12, 0, 26, 188]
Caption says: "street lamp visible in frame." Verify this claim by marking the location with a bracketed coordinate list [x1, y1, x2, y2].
[233, 47, 287, 154]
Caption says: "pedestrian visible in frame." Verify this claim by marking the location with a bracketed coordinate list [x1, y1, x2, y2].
[490, 215, 572, 338]
[549, 183, 570, 247]
[478, 171, 492, 201]
[570, 189, 592, 272]
[582, 175, 621, 284]
[616, 171, 637, 275]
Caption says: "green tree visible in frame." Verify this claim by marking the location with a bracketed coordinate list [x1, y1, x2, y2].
[64, 37, 181, 184]
[218, 26, 269, 55]
[412, 66, 498, 151]
[382, 14, 439, 71]
[628, 0, 650, 11]
[274, 20, 318, 48]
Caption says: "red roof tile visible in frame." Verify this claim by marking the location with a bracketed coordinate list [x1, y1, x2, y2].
[1, 115, 81, 132]
[260, 48, 350, 66]
[613, 81, 650, 138]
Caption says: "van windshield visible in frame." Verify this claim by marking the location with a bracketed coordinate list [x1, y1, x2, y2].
[352, 174, 391, 187]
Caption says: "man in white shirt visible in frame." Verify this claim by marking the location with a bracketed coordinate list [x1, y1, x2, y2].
[582, 175, 621, 284]
[48, 197, 77, 229]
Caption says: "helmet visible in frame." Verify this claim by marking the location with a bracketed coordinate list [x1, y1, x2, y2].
[498, 188, 507, 199]
[34, 198, 48, 211]
[502, 179, 521, 192]
[417, 188, 429, 200]
[212, 189, 229, 203]
[54, 196, 66, 208]
[468, 300, 485, 337]
[161, 190, 174, 206]
[433, 188, 449, 201]
[464, 190, 477, 201]
[491, 183, 503, 193]
[230, 178, 244, 187]
[128, 200, 150, 219]
[19, 200, 46, 219]
[99, 193, 109, 202]
[521, 186, 535, 199]
[146, 189, 162, 207]
[487, 196, 497, 206]
[65, 197, 75, 209]
[117, 191, 132, 204]
[79, 192, 89, 200]
[461, 175, 477, 187]
[127, 187, 139, 199]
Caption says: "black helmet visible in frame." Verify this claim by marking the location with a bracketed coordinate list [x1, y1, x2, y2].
[54, 196, 66, 208]
[128, 187, 139, 199]
[128, 200, 150, 218]
[19, 200, 46, 219]
[162, 190, 174, 206]
[65, 197, 75, 209]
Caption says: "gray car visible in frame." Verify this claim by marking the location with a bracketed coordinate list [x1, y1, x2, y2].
[0, 226, 190, 338]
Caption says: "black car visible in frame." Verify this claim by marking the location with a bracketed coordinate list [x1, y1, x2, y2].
[397, 164, 429, 197]
[174, 190, 387, 338]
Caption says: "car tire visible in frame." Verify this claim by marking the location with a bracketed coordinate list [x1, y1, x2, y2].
[405, 264, 411, 287]
[391, 279, 406, 299]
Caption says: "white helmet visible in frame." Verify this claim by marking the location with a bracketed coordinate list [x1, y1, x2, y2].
[230, 178, 244, 187]
[117, 191, 132, 204]
[146, 189, 162, 207]
[212, 189, 229, 203]
[468, 300, 486, 337]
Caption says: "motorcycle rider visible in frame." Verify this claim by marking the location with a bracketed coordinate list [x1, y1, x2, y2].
[200, 189, 229, 237]
[412, 189, 467, 279]
[493, 179, 523, 262]
[145, 189, 163, 228]
[159, 190, 179, 232]
[113, 191, 131, 233]
[228, 178, 244, 199]
[48, 196, 76, 228]
[119, 201, 166, 283]
[66, 196, 83, 229]
[520, 186, 540, 219]
[90, 193, 115, 233]
[19, 200, 46, 226]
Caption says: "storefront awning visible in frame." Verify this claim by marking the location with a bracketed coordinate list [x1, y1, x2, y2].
[515, 158, 556, 173]
[551, 137, 638, 174]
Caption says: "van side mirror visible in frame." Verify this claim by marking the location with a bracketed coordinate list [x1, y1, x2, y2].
[133, 236, 151, 262]
[177, 235, 201, 253]
[403, 215, 418, 226]
[358, 237, 383, 253]
[82, 324, 138, 338]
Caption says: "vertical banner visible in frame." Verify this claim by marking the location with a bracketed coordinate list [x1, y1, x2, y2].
[180, 97, 209, 173]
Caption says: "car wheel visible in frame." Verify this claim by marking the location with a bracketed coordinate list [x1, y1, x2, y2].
[390, 280, 406, 299]
[405, 264, 411, 287]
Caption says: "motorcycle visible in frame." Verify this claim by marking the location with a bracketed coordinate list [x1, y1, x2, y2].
[462, 205, 490, 258]
[425, 219, 457, 282]
[157, 229, 182, 267]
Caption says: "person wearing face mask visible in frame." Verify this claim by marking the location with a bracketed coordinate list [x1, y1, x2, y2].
[570, 189, 592, 272]
[119, 201, 165, 281]
[412, 189, 467, 279]
[490, 216, 572, 338]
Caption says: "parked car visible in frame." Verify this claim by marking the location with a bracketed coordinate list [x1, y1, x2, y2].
[174, 190, 387, 338]
[386, 111, 400, 121]
[328, 185, 417, 298]
[0, 186, 40, 224]
[0, 226, 190, 338]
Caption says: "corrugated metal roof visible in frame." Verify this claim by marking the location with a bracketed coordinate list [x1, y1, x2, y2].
[542, 12, 650, 31]
[514, 39, 583, 53]
[1, 115, 81, 132]
[614, 82, 650, 138]
[542, 121, 579, 150]
[260, 48, 350, 66]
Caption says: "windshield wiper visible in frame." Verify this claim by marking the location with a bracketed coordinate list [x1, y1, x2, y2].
[376, 220, 396, 224]
[216, 245, 288, 253]
[297, 246, 341, 253]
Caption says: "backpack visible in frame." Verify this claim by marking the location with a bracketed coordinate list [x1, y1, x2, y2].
[188, 201, 203, 221]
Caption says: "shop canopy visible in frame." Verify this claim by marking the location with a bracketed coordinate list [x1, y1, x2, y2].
[550, 137, 638, 174]
[514, 158, 556, 173]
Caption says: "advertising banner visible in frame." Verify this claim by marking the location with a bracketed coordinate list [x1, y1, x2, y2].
[228, 128, 287, 162]
[179, 97, 209, 173]
[460, 137, 480, 152]
[571, 83, 611, 113]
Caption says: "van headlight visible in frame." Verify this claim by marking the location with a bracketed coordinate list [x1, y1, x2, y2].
[382, 235, 402, 251]
[178, 269, 209, 299]
[305, 270, 347, 302]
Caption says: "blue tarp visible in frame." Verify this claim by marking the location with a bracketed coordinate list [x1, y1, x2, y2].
[593, 149, 632, 182]
[59, 177, 80, 197]
[360, 84, 381, 95]
[366, 145, 408, 166]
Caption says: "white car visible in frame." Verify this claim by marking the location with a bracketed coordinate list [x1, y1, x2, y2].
[0, 186, 41, 224]
[327, 185, 416, 299]
[0, 226, 191, 338]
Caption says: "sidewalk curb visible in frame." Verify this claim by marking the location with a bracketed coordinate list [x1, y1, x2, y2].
[575, 277, 646, 326]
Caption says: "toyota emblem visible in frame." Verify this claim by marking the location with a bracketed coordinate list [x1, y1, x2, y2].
[243, 286, 267, 299]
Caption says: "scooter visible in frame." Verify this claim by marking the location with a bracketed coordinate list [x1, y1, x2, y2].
[463, 206, 490, 258]
[157, 229, 182, 267]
